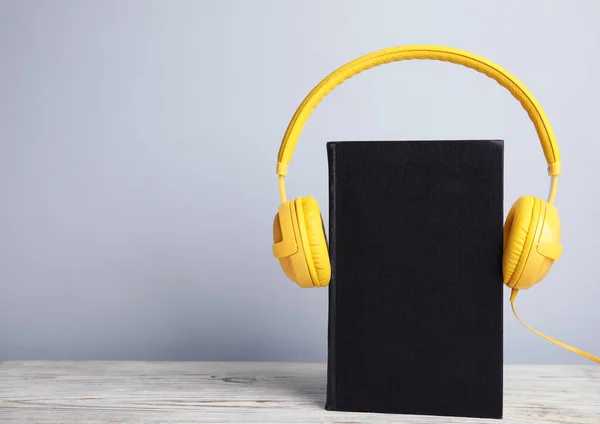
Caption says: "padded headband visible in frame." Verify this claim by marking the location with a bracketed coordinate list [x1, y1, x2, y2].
[276, 45, 561, 178]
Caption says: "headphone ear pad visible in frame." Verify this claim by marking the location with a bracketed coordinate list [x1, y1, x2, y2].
[298, 197, 331, 287]
[503, 195, 540, 287]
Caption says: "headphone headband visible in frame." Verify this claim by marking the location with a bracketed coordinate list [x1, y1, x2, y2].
[276, 45, 561, 180]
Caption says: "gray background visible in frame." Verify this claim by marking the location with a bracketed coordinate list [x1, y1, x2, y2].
[1, 0, 598, 363]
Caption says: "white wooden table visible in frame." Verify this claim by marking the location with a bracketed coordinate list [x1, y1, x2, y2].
[0, 362, 598, 423]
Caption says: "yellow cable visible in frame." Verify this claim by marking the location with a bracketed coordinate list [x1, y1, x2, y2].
[549, 176, 558, 205]
[279, 176, 287, 204]
[510, 290, 599, 364]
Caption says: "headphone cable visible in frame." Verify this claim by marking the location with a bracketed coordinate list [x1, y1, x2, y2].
[510, 289, 599, 364]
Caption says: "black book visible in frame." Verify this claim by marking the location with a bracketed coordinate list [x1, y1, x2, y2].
[325, 140, 504, 419]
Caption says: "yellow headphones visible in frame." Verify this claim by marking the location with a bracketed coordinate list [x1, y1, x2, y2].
[272, 45, 598, 364]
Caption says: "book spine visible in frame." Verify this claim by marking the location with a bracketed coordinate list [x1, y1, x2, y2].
[325, 142, 337, 410]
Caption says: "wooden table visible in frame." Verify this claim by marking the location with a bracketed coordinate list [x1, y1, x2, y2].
[1, 362, 598, 423]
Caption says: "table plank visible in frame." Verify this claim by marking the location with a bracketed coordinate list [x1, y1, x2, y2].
[0, 362, 598, 423]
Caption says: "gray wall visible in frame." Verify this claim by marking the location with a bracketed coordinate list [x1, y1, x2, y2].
[1, 0, 598, 363]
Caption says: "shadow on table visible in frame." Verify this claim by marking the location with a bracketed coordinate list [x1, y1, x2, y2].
[265, 368, 327, 408]
[219, 363, 327, 409]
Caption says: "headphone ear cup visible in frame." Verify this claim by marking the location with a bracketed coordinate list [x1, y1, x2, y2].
[272, 213, 297, 282]
[503, 195, 542, 288]
[297, 197, 331, 287]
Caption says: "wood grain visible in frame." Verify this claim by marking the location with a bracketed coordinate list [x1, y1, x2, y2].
[0, 362, 598, 423]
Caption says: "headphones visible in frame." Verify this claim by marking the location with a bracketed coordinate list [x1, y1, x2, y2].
[272, 45, 598, 364]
